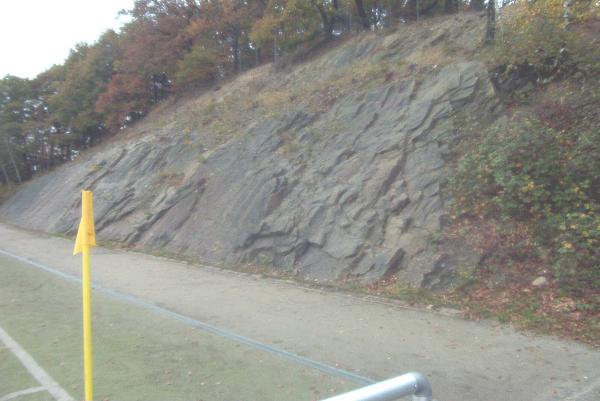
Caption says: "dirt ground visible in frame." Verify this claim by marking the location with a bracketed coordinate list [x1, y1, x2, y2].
[0, 223, 599, 401]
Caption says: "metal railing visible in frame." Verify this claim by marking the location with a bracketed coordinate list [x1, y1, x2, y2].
[320, 372, 433, 401]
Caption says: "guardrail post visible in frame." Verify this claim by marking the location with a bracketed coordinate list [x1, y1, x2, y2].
[320, 372, 433, 401]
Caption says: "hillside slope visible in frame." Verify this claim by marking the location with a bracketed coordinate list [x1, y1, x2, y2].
[0, 14, 499, 287]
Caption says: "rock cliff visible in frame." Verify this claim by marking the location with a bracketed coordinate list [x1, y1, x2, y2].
[0, 14, 500, 288]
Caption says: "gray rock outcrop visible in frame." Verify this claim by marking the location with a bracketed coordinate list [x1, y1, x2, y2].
[0, 14, 498, 288]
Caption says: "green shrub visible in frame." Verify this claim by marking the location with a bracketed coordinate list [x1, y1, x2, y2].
[173, 45, 219, 89]
[492, 0, 600, 78]
[450, 116, 600, 295]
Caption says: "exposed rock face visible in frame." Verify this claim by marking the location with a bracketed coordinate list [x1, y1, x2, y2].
[0, 15, 498, 288]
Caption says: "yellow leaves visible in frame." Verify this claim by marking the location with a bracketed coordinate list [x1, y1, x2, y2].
[553, 296, 576, 313]
[562, 241, 573, 250]
[503, 0, 563, 30]
[521, 181, 536, 193]
[249, 12, 279, 45]
[504, 0, 600, 32]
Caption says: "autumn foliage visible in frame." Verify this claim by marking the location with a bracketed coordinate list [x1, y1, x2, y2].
[1, 0, 598, 186]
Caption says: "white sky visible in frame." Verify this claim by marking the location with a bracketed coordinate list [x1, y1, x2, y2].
[0, 0, 134, 79]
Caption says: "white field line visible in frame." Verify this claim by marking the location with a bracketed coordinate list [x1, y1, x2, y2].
[0, 325, 74, 401]
[0, 386, 46, 401]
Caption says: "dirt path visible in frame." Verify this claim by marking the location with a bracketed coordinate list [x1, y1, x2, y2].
[0, 223, 598, 401]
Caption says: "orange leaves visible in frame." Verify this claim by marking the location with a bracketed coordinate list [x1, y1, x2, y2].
[95, 74, 149, 130]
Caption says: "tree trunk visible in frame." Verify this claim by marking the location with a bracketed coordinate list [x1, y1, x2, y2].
[485, 0, 496, 45]
[409, 0, 440, 19]
[445, 0, 456, 14]
[347, 8, 353, 32]
[373, 0, 384, 26]
[389, 0, 402, 20]
[470, 0, 485, 11]
[232, 32, 241, 73]
[354, 0, 370, 29]
[0, 162, 9, 184]
[314, 2, 334, 40]
[4, 141, 22, 184]
[8, 153, 22, 184]
[563, 0, 574, 27]
[417, 0, 420, 20]
[49, 142, 55, 167]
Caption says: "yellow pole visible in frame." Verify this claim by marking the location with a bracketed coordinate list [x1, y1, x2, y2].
[74, 190, 96, 401]
[82, 245, 93, 401]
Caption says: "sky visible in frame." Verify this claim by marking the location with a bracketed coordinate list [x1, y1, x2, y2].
[0, 0, 134, 79]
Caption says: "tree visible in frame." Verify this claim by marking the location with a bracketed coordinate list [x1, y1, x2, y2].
[353, 0, 371, 29]
[445, 0, 459, 13]
[0, 76, 35, 183]
[0, 161, 9, 184]
[97, 0, 197, 129]
[174, 44, 220, 88]
[485, 0, 495, 45]
[185, 0, 266, 76]
[250, 0, 323, 54]
[48, 31, 120, 149]
[14, 0, 585, 188]
[29, 64, 70, 170]
[470, 0, 485, 11]
[310, 0, 345, 39]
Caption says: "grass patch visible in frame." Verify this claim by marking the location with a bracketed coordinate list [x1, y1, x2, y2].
[0, 346, 40, 396]
[0, 255, 357, 401]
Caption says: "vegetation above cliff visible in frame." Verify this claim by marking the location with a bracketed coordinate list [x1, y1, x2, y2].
[0, 0, 495, 187]
[0, 0, 597, 184]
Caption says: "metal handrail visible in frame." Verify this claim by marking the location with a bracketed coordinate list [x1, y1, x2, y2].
[320, 372, 433, 401]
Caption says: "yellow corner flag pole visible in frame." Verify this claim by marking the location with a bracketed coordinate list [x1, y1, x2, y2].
[73, 190, 96, 401]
